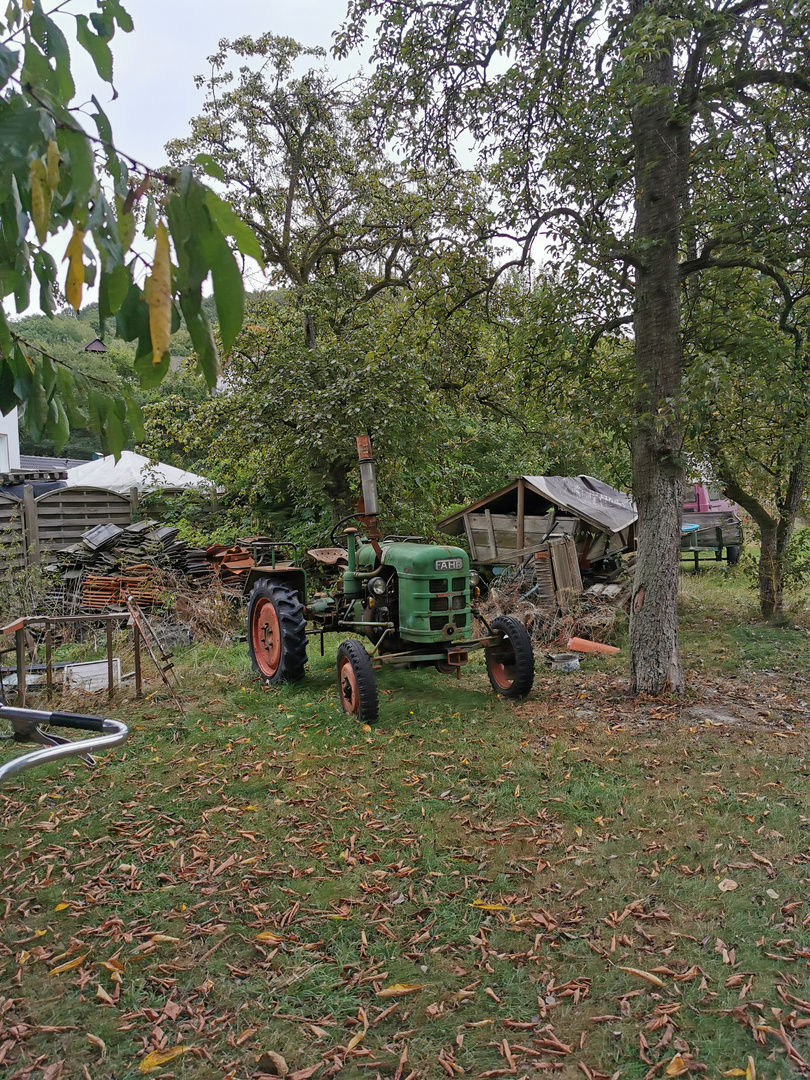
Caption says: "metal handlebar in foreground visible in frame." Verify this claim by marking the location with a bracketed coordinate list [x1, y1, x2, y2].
[0, 705, 129, 783]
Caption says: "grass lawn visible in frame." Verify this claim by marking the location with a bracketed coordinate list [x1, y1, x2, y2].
[1, 568, 809, 1080]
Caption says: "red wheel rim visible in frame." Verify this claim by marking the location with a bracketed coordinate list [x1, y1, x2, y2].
[252, 598, 281, 677]
[489, 638, 516, 690]
[338, 656, 360, 713]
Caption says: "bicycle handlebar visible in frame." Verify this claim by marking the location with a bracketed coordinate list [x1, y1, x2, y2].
[0, 705, 129, 783]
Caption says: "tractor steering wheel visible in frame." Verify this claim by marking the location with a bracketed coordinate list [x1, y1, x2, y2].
[329, 512, 366, 549]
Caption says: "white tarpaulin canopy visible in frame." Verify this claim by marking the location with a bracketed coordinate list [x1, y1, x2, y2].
[65, 452, 215, 494]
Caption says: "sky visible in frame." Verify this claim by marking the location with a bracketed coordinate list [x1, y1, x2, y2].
[85, 0, 359, 168]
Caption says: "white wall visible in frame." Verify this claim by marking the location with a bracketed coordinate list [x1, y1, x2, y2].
[0, 408, 20, 470]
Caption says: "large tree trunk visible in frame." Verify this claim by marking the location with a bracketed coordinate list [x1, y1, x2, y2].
[629, 10, 686, 694]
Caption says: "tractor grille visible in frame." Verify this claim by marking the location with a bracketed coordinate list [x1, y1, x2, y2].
[426, 577, 468, 634]
[430, 613, 467, 631]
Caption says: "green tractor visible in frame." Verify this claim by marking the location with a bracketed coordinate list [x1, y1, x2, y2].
[244, 437, 534, 722]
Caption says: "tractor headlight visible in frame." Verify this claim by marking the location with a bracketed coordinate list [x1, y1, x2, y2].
[469, 570, 481, 588]
[368, 576, 387, 597]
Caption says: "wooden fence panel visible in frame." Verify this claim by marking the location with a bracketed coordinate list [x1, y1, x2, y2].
[34, 486, 133, 557]
[0, 493, 26, 573]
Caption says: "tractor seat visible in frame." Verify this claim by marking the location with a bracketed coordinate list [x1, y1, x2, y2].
[307, 547, 348, 566]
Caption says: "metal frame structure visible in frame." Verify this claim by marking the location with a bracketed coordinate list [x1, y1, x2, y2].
[0, 704, 128, 783]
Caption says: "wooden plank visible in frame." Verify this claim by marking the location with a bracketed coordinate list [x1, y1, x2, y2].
[484, 509, 498, 559]
[22, 484, 40, 565]
[463, 515, 478, 560]
[517, 478, 525, 552]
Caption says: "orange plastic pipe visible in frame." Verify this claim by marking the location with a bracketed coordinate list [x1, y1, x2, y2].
[567, 636, 620, 655]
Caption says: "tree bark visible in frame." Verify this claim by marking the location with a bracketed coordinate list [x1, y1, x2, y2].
[629, 9, 686, 694]
[721, 456, 806, 620]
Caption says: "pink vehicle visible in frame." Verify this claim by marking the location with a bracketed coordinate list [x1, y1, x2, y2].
[681, 483, 743, 566]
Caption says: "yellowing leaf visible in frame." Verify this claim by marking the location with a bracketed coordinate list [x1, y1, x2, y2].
[138, 1046, 194, 1073]
[723, 1071, 747, 1077]
[746, 1056, 756, 1080]
[149, 934, 180, 944]
[665, 1055, 687, 1076]
[54, 902, 70, 912]
[46, 139, 61, 190]
[470, 901, 508, 911]
[618, 966, 666, 987]
[50, 952, 89, 975]
[146, 221, 172, 363]
[377, 983, 424, 998]
[345, 1028, 365, 1052]
[64, 227, 85, 311]
[29, 158, 51, 244]
[255, 931, 284, 944]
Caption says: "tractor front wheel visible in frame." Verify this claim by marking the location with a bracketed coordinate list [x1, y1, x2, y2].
[336, 640, 379, 723]
[247, 581, 308, 684]
[485, 615, 535, 698]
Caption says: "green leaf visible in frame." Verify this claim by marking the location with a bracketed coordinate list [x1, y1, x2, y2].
[24, 362, 48, 440]
[0, 44, 19, 90]
[58, 127, 96, 211]
[125, 393, 145, 442]
[115, 280, 149, 341]
[105, 394, 127, 457]
[48, 396, 70, 452]
[29, 7, 75, 105]
[32, 248, 56, 315]
[76, 14, 113, 83]
[193, 153, 224, 182]
[203, 187, 264, 266]
[0, 359, 18, 415]
[134, 345, 169, 389]
[180, 292, 219, 388]
[202, 226, 243, 353]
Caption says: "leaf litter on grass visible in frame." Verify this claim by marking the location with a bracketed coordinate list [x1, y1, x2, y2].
[0, 631, 808, 1080]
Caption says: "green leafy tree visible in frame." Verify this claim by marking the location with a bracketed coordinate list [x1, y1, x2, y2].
[684, 266, 810, 618]
[0, 0, 258, 455]
[338, 0, 810, 693]
[165, 34, 497, 511]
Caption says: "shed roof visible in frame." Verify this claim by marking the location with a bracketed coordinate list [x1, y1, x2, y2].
[438, 475, 637, 536]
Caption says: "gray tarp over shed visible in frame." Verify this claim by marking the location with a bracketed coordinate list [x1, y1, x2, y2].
[437, 475, 637, 537]
[523, 475, 637, 534]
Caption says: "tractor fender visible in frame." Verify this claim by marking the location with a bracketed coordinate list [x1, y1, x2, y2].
[243, 566, 307, 606]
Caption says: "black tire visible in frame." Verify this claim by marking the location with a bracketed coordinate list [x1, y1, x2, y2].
[726, 545, 741, 566]
[336, 639, 379, 723]
[485, 615, 535, 698]
[247, 580, 307, 685]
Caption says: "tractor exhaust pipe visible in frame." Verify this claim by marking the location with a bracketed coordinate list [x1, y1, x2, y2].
[356, 435, 380, 517]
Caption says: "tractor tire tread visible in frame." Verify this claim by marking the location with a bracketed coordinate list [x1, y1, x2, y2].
[336, 639, 379, 723]
[247, 580, 308, 684]
[486, 614, 535, 698]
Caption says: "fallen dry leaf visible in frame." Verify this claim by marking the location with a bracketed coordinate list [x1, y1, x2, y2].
[255, 1051, 289, 1077]
[718, 878, 739, 892]
[255, 931, 284, 945]
[378, 982, 425, 997]
[87, 1033, 106, 1059]
[49, 953, 89, 976]
[618, 966, 666, 987]
[139, 1046, 195, 1072]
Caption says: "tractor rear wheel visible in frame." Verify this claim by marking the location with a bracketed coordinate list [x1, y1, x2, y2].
[247, 580, 308, 684]
[485, 615, 535, 698]
[336, 640, 379, 723]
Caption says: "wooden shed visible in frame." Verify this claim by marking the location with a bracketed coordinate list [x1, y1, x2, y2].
[437, 475, 637, 571]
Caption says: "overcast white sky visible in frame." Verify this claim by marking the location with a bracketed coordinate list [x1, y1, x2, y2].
[82, 0, 359, 168]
